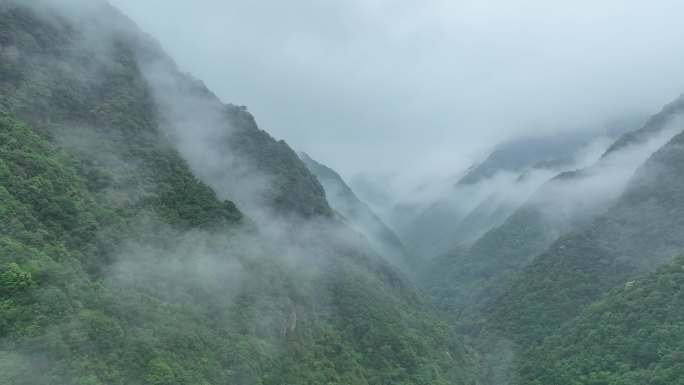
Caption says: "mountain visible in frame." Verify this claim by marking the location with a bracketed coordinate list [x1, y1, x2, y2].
[0, 1, 476, 384]
[456, 131, 614, 186]
[298, 152, 414, 272]
[479, 125, 684, 384]
[521, 254, 684, 384]
[418, 98, 684, 320]
[604, 95, 684, 155]
[7, 1, 684, 385]
[137, 49, 333, 221]
[401, 126, 636, 258]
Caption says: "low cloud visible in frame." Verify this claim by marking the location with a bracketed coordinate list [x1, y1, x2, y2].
[534, 119, 684, 223]
[110, 0, 684, 193]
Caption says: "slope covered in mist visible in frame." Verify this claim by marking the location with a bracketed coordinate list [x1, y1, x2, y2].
[469, 124, 684, 384]
[456, 131, 621, 186]
[418, 98, 684, 320]
[401, 127, 632, 257]
[135, 45, 332, 221]
[0, 1, 476, 384]
[7, 1, 684, 385]
[298, 152, 414, 272]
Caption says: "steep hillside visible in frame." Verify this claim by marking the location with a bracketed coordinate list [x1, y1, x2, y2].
[604, 94, 684, 155]
[299, 152, 414, 272]
[486, 127, 684, 347]
[521, 254, 684, 384]
[403, 128, 631, 257]
[134, 45, 332, 220]
[419, 100, 684, 319]
[456, 132, 604, 186]
[419, 205, 562, 319]
[0, 1, 476, 384]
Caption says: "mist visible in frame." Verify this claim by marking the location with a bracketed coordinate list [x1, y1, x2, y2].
[23, 0, 401, 288]
[0, 1, 427, 382]
[6, 0, 684, 383]
[109, 0, 684, 195]
[19, 0, 401, 283]
[534, 119, 684, 222]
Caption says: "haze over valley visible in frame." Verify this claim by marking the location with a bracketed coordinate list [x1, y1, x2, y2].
[2, 1, 684, 384]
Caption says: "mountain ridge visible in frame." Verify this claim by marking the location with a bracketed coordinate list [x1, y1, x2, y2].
[417, 99, 684, 321]
[0, 1, 476, 383]
[298, 152, 414, 272]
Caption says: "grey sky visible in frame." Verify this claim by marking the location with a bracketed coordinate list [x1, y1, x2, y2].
[109, 0, 684, 191]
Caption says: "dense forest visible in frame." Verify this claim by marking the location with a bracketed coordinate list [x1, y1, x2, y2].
[2, 1, 684, 384]
[0, 1, 475, 384]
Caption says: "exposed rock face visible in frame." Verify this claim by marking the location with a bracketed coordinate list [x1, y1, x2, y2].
[281, 310, 297, 339]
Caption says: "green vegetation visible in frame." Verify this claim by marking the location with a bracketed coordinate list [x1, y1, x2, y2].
[418, 92, 684, 327]
[418, 205, 561, 321]
[226, 109, 333, 218]
[487, 130, 684, 344]
[470, 129, 684, 383]
[5, 1, 684, 384]
[411, 83, 684, 384]
[524, 254, 684, 384]
[0, 2, 476, 384]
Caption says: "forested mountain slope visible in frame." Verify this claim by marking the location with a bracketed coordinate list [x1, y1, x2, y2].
[486, 126, 684, 351]
[0, 1, 476, 384]
[132, 42, 332, 220]
[419, 98, 684, 320]
[522, 254, 684, 384]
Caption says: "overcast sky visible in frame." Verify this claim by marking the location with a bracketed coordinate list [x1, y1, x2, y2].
[109, 0, 684, 190]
